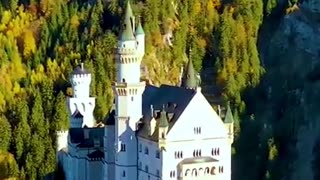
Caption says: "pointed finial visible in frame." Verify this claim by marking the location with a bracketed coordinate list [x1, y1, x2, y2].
[136, 15, 145, 35]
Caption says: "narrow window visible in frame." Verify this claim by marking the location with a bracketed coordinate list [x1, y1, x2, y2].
[157, 169, 160, 176]
[120, 144, 126, 151]
[145, 147, 149, 155]
[139, 144, 142, 152]
[122, 171, 126, 177]
[131, 96, 134, 101]
[145, 165, 149, 172]
[156, 150, 160, 159]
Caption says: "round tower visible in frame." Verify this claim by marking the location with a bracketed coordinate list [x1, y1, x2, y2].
[70, 63, 91, 98]
[116, 1, 141, 84]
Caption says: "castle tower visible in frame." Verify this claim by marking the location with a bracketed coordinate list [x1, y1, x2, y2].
[112, 1, 145, 180]
[67, 63, 96, 127]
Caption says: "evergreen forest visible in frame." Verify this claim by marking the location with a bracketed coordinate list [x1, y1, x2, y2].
[0, 0, 319, 179]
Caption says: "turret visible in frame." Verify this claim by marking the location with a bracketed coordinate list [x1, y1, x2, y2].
[181, 49, 200, 90]
[68, 63, 96, 128]
[158, 105, 169, 150]
[135, 16, 145, 56]
[224, 104, 234, 144]
[70, 63, 91, 98]
[117, 1, 136, 58]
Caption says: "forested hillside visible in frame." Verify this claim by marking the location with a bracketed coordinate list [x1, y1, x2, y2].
[0, 0, 317, 179]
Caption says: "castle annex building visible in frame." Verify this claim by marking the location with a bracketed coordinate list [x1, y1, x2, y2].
[56, 2, 234, 180]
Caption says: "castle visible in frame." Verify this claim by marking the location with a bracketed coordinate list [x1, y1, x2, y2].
[56, 1, 234, 180]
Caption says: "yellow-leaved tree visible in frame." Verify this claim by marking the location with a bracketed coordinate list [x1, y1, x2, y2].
[23, 30, 36, 58]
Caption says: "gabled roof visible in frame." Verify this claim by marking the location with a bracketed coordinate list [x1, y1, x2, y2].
[137, 84, 196, 141]
[87, 150, 104, 159]
[69, 128, 104, 148]
[72, 110, 83, 118]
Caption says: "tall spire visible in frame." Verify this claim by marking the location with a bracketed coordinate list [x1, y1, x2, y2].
[224, 103, 234, 123]
[136, 16, 145, 35]
[181, 48, 197, 89]
[159, 105, 169, 128]
[120, 1, 135, 41]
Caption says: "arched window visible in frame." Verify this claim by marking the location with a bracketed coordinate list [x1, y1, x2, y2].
[122, 171, 126, 177]
[205, 167, 210, 174]
[81, 103, 85, 112]
[210, 167, 216, 175]
[192, 168, 197, 176]
[185, 169, 190, 176]
[122, 78, 126, 82]
[145, 165, 149, 173]
[199, 168, 204, 176]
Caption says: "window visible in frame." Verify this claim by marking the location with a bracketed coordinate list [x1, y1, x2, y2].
[170, 170, 176, 178]
[139, 144, 142, 152]
[145, 165, 149, 173]
[204, 167, 210, 174]
[211, 148, 220, 156]
[192, 169, 197, 176]
[193, 150, 201, 157]
[210, 167, 216, 175]
[174, 151, 183, 159]
[185, 169, 190, 176]
[122, 171, 126, 177]
[161, 132, 165, 138]
[120, 144, 126, 151]
[145, 147, 149, 155]
[148, 175, 150, 180]
[156, 150, 160, 159]
[194, 127, 201, 134]
[156, 169, 160, 176]
[139, 162, 142, 169]
[219, 166, 224, 173]
[131, 96, 134, 101]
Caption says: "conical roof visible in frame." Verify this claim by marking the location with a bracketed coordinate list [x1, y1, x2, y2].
[72, 63, 90, 75]
[120, 1, 135, 41]
[224, 104, 234, 123]
[159, 105, 169, 128]
[181, 57, 197, 89]
[136, 17, 144, 35]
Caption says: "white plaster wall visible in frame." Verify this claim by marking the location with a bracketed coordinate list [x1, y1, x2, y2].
[116, 63, 141, 83]
[68, 97, 95, 127]
[70, 74, 91, 98]
[137, 138, 161, 180]
[136, 34, 145, 56]
[161, 138, 231, 180]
